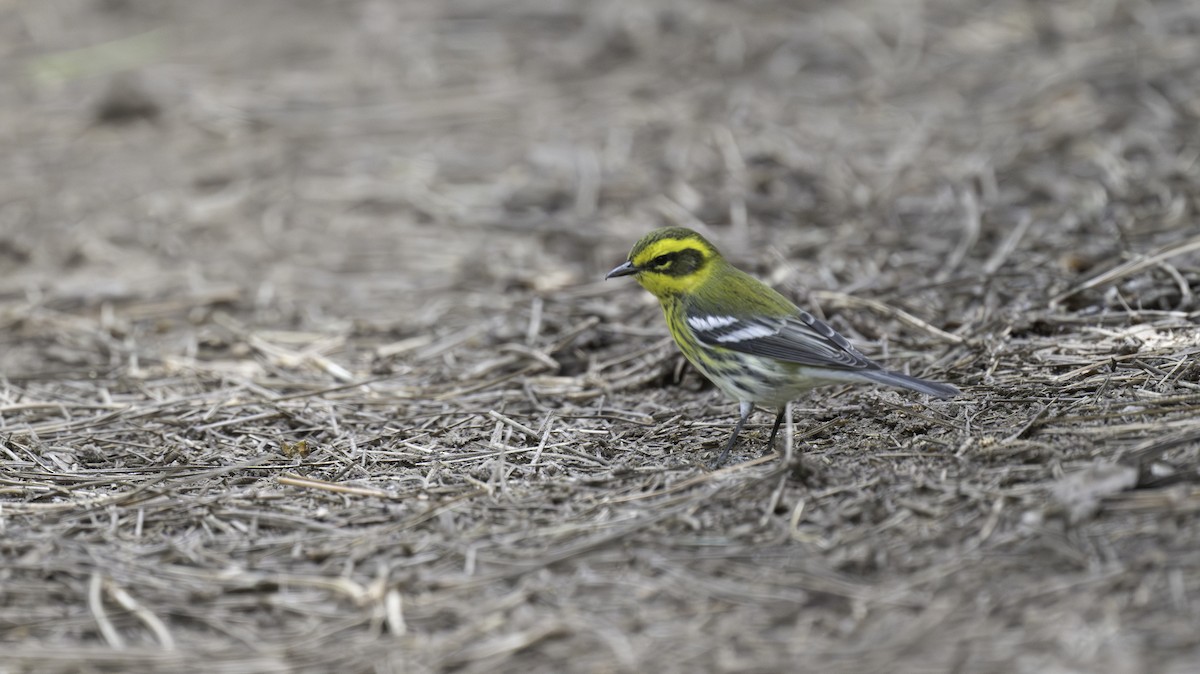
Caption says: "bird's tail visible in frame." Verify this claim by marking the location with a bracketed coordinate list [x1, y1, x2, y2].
[861, 369, 960, 398]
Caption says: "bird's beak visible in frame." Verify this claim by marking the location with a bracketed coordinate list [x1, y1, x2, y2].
[605, 261, 638, 280]
[600, 257, 638, 277]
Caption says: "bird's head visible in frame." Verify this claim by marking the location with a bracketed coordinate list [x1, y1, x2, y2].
[605, 227, 722, 299]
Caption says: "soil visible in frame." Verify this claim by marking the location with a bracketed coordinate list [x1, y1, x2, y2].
[2, 1, 1200, 672]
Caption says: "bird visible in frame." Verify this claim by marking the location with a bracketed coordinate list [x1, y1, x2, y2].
[605, 226, 959, 468]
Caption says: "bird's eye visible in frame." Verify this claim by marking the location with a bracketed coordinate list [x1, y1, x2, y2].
[652, 254, 672, 268]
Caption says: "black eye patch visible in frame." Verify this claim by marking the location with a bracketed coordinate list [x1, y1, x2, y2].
[643, 249, 704, 278]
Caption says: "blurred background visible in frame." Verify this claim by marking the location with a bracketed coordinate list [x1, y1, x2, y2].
[5, 0, 1197, 378]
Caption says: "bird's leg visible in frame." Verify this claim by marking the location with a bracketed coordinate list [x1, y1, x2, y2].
[710, 400, 753, 468]
[765, 407, 787, 453]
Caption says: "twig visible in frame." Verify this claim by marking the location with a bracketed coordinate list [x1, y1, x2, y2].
[277, 473, 396, 499]
[1052, 232, 1200, 305]
[105, 580, 176, 650]
[937, 186, 981, 281]
[485, 410, 541, 441]
[89, 573, 124, 649]
[982, 213, 1033, 275]
[810, 291, 965, 344]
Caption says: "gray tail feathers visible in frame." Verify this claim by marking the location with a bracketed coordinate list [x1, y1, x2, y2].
[861, 369, 960, 398]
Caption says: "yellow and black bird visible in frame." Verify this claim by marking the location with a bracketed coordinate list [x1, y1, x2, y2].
[606, 227, 959, 467]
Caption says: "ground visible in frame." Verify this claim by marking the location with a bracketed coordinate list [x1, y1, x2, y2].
[2, 0, 1200, 672]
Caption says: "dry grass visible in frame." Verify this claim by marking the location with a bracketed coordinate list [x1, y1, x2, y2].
[2, 0, 1200, 672]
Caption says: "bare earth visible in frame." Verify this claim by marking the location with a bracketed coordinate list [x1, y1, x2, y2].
[2, 1, 1200, 672]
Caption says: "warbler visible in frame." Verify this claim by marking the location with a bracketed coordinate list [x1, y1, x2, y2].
[606, 227, 959, 467]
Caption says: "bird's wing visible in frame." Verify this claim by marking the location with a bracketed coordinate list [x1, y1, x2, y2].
[686, 305, 876, 371]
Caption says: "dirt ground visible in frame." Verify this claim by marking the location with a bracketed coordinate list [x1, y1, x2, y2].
[2, 0, 1200, 672]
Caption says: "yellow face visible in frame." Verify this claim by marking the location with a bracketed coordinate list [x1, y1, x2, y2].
[606, 227, 719, 299]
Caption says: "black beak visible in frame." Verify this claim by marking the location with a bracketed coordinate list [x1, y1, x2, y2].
[605, 261, 638, 280]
